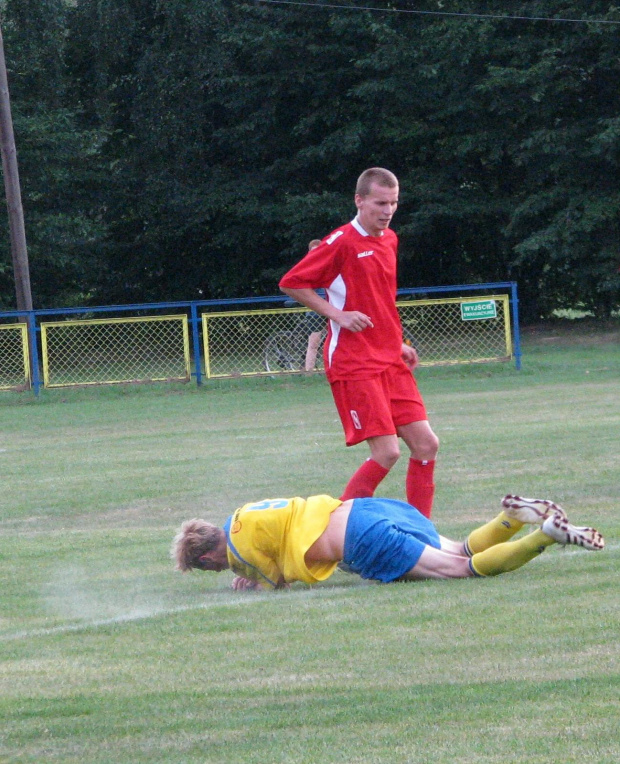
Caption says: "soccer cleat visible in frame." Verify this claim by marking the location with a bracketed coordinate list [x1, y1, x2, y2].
[541, 511, 605, 551]
[501, 495, 567, 525]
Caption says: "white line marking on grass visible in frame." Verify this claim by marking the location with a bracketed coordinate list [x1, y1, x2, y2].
[0, 597, 268, 641]
[2, 542, 614, 643]
[0, 585, 349, 642]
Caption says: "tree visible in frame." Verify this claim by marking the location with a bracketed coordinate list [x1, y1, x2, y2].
[0, 0, 108, 308]
[1, 0, 617, 317]
[380, 2, 620, 319]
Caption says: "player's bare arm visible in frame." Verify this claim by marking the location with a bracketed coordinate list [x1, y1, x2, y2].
[280, 286, 374, 332]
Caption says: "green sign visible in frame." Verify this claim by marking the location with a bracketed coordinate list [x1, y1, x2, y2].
[461, 300, 497, 320]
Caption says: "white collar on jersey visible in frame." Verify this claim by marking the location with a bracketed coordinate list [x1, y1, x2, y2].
[351, 216, 383, 237]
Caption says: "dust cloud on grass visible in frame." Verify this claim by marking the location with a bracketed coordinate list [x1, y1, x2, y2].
[1, 566, 354, 642]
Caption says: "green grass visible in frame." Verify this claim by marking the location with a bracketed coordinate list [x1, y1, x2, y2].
[1, 323, 619, 763]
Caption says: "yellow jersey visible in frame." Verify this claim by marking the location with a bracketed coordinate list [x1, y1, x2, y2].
[223, 495, 342, 588]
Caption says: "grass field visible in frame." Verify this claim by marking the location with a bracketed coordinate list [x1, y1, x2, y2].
[1, 322, 619, 763]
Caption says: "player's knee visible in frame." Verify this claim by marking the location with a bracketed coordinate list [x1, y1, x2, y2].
[425, 431, 440, 458]
[372, 445, 400, 469]
[385, 450, 400, 469]
[401, 548, 471, 580]
[398, 421, 439, 460]
[413, 430, 439, 460]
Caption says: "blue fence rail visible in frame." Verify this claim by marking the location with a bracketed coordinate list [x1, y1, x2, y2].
[0, 282, 521, 395]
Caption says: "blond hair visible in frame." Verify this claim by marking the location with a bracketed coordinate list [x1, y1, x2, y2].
[355, 167, 398, 197]
[171, 518, 222, 571]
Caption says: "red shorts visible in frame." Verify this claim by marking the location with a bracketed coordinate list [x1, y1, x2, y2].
[330, 362, 428, 446]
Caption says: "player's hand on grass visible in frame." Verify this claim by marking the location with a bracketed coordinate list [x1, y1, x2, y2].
[231, 576, 261, 591]
[274, 576, 291, 590]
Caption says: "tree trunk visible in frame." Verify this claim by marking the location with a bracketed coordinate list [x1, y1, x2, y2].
[0, 23, 32, 311]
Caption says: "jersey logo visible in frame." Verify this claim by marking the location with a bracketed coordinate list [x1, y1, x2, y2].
[327, 230, 344, 245]
[350, 410, 362, 429]
[245, 499, 288, 511]
[357, 250, 374, 258]
[231, 520, 242, 534]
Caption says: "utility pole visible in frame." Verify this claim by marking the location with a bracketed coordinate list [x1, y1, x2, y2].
[0, 22, 32, 311]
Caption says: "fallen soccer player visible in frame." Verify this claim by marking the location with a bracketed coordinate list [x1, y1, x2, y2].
[172, 494, 604, 591]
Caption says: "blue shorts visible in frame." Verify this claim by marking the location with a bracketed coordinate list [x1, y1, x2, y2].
[342, 498, 441, 583]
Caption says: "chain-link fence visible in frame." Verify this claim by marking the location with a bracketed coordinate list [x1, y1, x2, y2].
[203, 308, 326, 377]
[398, 295, 511, 365]
[40, 316, 191, 387]
[0, 323, 31, 390]
[203, 295, 511, 378]
[0, 284, 520, 393]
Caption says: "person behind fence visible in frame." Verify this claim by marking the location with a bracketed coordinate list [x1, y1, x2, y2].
[302, 238, 325, 371]
[279, 168, 439, 518]
[172, 494, 604, 591]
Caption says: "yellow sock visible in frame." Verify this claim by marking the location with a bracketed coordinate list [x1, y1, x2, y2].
[465, 511, 525, 555]
[470, 529, 556, 577]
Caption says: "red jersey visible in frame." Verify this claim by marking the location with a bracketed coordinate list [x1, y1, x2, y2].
[279, 219, 404, 381]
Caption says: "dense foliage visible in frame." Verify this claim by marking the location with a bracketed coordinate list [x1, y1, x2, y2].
[0, 0, 619, 319]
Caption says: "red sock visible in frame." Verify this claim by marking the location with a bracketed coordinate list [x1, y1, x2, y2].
[340, 459, 390, 501]
[406, 459, 435, 518]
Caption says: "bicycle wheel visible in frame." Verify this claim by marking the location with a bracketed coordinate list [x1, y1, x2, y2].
[264, 332, 301, 372]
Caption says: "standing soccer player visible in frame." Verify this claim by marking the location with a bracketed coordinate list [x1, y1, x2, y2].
[279, 168, 439, 518]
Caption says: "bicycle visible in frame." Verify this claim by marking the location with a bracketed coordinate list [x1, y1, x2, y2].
[263, 307, 419, 373]
[263, 304, 326, 373]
